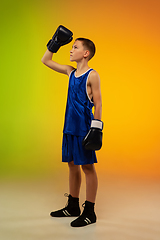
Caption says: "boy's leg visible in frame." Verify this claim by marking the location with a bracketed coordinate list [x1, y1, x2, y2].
[68, 160, 81, 198]
[71, 164, 98, 227]
[81, 164, 98, 203]
[50, 161, 81, 218]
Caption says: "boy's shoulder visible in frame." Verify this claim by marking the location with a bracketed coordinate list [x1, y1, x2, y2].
[90, 69, 99, 76]
[89, 69, 100, 80]
[67, 66, 76, 77]
[88, 69, 100, 86]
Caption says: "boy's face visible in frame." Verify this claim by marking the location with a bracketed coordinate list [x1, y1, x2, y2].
[70, 40, 89, 62]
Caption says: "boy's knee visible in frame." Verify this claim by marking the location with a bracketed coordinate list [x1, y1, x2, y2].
[81, 164, 94, 174]
[68, 161, 75, 167]
[68, 161, 80, 171]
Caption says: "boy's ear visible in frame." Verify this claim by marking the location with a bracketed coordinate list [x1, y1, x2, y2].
[84, 50, 90, 58]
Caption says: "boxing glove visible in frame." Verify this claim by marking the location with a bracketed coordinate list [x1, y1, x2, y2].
[47, 25, 73, 53]
[82, 119, 103, 151]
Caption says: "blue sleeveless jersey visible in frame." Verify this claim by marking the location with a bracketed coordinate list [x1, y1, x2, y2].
[63, 68, 94, 137]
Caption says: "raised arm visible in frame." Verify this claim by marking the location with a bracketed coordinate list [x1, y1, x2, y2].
[41, 50, 75, 76]
[41, 25, 75, 76]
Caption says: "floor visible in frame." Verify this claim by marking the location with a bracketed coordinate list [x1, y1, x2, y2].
[0, 172, 160, 240]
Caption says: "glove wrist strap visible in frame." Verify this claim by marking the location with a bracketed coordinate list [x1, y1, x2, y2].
[47, 40, 60, 53]
[91, 120, 103, 130]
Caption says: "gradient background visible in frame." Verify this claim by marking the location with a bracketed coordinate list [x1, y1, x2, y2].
[0, 0, 160, 181]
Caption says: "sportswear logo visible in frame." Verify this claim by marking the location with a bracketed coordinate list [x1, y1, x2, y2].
[84, 217, 91, 225]
[63, 210, 71, 216]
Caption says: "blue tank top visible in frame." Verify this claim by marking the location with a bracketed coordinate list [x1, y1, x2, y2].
[63, 68, 94, 136]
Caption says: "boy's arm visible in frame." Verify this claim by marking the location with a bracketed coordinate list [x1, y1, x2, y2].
[41, 50, 75, 76]
[41, 25, 75, 76]
[82, 71, 103, 151]
[90, 71, 102, 120]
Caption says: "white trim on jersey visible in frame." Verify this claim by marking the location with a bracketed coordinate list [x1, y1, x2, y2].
[68, 69, 76, 80]
[86, 70, 94, 104]
[74, 68, 91, 78]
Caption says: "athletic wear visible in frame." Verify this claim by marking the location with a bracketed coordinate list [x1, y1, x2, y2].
[50, 194, 80, 217]
[82, 119, 103, 151]
[71, 201, 97, 227]
[62, 68, 97, 165]
[63, 69, 94, 137]
[47, 25, 73, 53]
[62, 134, 97, 165]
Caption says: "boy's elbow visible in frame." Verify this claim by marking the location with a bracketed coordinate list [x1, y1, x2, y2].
[41, 58, 49, 66]
[41, 57, 46, 65]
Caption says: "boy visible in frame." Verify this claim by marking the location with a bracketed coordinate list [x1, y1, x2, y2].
[41, 25, 103, 227]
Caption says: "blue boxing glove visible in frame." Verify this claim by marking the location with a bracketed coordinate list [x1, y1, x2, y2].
[82, 119, 103, 151]
[47, 25, 73, 53]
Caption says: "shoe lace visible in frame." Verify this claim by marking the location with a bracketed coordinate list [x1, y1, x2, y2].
[64, 193, 70, 207]
[81, 202, 87, 215]
[64, 193, 69, 198]
[82, 202, 85, 208]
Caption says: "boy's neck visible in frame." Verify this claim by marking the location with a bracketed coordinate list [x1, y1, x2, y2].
[76, 61, 90, 77]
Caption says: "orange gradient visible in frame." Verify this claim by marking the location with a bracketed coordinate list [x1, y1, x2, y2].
[0, 0, 160, 179]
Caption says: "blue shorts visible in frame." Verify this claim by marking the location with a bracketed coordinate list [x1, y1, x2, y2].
[62, 134, 97, 165]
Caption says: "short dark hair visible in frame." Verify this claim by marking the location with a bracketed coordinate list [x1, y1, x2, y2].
[75, 38, 96, 60]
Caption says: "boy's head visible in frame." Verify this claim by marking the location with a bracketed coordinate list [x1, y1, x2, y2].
[70, 38, 96, 62]
[75, 38, 96, 60]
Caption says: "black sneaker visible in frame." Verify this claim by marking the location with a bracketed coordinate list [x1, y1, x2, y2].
[50, 193, 81, 217]
[71, 201, 97, 227]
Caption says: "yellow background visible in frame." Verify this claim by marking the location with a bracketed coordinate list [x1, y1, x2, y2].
[0, 0, 160, 179]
